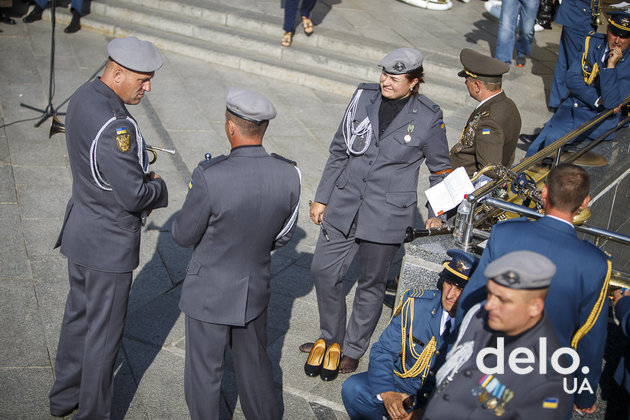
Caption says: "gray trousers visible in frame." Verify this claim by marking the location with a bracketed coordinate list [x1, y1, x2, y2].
[49, 260, 132, 420]
[311, 220, 400, 359]
[184, 310, 280, 420]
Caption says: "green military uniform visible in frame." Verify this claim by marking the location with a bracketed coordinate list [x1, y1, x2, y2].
[450, 49, 521, 177]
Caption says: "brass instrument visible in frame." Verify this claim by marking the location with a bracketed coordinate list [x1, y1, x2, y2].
[482, 197, 630, 295]
[49, 114, 175, 164]
[590, 0, 626, 28]
[462, 96, 630, 238]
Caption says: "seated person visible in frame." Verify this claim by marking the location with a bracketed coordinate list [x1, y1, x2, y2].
[523, 11, 630, 156]
[423, 251, 572, 419]
[341, 249, 479, 420]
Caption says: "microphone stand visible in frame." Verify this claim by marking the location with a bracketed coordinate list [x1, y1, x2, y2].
[20, 0, 59, 127]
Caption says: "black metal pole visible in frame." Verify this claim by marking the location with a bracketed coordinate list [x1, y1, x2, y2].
[20, 0, 57, 127]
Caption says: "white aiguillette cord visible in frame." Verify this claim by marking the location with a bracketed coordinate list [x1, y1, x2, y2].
[342, 89, 372, 156]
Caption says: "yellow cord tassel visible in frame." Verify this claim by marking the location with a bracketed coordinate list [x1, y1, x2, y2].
[582, 36, 599, 86]
[394, 296, 437, 380]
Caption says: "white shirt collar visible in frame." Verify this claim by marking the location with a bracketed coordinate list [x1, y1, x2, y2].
[476, 90, 503, 109]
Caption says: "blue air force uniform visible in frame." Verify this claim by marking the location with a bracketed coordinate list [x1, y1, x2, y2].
[527, 21, 630, 156]
[548, 0, 596, 108]
[342, 290, 448, 419]
[342, 249, 478, 419]
[458, 216, 611, 409]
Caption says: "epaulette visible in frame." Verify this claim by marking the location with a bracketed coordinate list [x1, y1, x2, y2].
[271, 152, 297, 166]
[417, 95, 441, 114]
[358, 82, 380, 90]
[199, 154, 228, 170]
[392, 288, 438, 318]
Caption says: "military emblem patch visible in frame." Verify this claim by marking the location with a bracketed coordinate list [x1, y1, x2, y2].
[115, 127, 130, 153]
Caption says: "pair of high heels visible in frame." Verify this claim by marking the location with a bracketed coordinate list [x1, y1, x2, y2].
[304, 338, 341, 381]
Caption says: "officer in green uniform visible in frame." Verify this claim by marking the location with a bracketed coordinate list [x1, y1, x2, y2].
[450, 49, 522, 178]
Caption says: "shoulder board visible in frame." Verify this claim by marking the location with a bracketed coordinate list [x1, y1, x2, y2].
[358, 82, 380, 90]
[403, 288, 438, 300]
[591, 32, 605, 40]
[112, 109, 127, 120]
[199, 154, 228, 169]
[583, 239, 611, 260]
[271, 152, 297, 166]
[417, 95, 441, 113]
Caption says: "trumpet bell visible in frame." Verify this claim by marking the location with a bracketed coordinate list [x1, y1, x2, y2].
[49, 115, 66, 138]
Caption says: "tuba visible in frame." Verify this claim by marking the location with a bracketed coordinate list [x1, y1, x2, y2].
[49, 115, 176, 163]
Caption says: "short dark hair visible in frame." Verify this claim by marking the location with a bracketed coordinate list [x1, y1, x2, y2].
[405, 65, 425, 94]
[225, 110, 268, 138]
[546, 163, 590, 212]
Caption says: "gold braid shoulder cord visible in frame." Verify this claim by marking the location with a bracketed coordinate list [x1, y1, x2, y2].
[571, 258, 612, 348]
[393, 291, 437, 380]
[582, 36, 600, 86]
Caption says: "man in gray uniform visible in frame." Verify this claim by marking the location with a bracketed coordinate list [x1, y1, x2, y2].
[302, 47, 452, 374]
[172, 89, 301, 420]
[422, 251, 572, 419]
[49, 37, 168, 419]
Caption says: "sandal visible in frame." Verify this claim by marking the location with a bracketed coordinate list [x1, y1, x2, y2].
[281, 31, 292, 47]
[302, 16, 314, 35]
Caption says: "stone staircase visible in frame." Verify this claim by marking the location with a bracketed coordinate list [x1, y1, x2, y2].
[45, 0, 465, 110]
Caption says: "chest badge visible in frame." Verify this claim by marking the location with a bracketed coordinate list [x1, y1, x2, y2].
[404, 124, 415, 143]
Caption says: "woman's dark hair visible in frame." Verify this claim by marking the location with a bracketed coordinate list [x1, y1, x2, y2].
[405, 65, 425, 94]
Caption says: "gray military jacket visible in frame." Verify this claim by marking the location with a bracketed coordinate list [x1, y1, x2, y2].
[55, 79, 168, 273]
[314, 84, 451, 244]
[173, 145, 300, 327]
[423, 305, 571, 419]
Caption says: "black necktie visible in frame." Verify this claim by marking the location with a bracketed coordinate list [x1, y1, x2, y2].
[442, 319, 452, 340]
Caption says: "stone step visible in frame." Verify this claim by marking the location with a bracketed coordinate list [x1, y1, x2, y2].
[44, 1, 465, 111]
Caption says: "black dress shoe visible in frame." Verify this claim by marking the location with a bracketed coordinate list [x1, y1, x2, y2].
[304, 338, 326, 377]
[0, 12, 16, 24]
[519, 133, 537, 145]
[64, 9, 81, 33]
[23, 5, 43, 23]
[50, 403, 78, 417]
[320, 342, 341, 381]
[383, 294, 395, 309]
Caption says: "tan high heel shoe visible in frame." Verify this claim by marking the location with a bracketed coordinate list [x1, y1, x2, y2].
[320, 342, 341, 381]
[304, 338, 326, 377]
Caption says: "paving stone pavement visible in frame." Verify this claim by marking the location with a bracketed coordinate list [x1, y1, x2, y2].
[0, 1, 618, 419]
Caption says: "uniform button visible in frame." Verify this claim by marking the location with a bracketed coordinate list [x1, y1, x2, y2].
[363, 177, 367, 182]
[360, 195, 364, 200]
[429, 370, 434, 376]
[443, 394, 450, 401]
[423, 393, 429, 398]
[133, 225, 138, 230]
[369, 161, 373, 165]
[375, 143, 379, 147]
[464, 370, 471, 377]
[574, 102, 578, 108]
[435, 350, 440, 355]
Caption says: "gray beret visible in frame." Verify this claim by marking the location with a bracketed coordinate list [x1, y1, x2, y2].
[457, 48, 509, 83]
[107, 37, 163, 73]
[226, 88, 277, 124]
[484, 250, 556, 290]
[378, 48, 424, 75]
